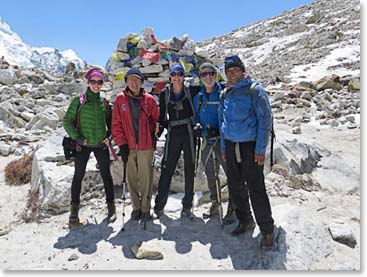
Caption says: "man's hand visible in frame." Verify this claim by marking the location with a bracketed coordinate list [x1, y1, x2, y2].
[119, 144, 129, 163]
[156, 126, 164, 139]
[207, 127, 219, 139]
[254, 154, 265, 165]
[193, 123, 202, 138]
[222, 154, 226, 162]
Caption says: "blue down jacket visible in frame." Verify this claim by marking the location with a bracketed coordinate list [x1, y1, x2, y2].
[218, 79, 272, 155]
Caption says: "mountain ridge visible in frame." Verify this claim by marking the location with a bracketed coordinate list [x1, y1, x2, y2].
[0, 17, 85, 72]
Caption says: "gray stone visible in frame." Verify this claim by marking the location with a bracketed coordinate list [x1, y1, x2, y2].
[68, 254, 79, 261]
[116, 38, 128, 52]
[292, 126, 302, 134]
[345, 115, 355, 123]
[0, 68, 16, 85]
[140, 64, 163, 74]
[328, 224, 357, 248]
[346, 122, 357, 129]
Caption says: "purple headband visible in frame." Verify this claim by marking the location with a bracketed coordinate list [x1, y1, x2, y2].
[86, 68, 103, 80]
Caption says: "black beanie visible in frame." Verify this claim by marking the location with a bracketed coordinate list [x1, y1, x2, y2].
[224, 55, 245, 72]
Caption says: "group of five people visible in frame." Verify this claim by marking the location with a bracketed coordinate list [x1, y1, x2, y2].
[63, 55, 275, 249]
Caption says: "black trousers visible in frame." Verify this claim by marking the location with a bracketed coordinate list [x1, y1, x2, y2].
[71, 144, 115, 204]
[225, 140, 274, 234]
[154, 129, 195, 210]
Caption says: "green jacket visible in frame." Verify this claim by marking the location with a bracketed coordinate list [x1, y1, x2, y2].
[63, 88, 110, 146]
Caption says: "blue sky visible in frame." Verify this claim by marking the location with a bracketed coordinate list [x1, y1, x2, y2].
[1, 0, 314, 67]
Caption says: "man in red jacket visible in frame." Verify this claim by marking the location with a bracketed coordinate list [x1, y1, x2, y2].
[112, 68, 159, 221]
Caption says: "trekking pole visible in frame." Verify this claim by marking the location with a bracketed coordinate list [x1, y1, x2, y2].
[213, 145, 223, 228]
[191, 135, 201, 216]
[121, 162, 127, 231]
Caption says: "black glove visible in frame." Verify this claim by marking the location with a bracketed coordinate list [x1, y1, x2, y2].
[156, 126, 164, 139]
[76, 136, 87, 145]
[119, 144, 129, 163]
[207, 127, 220, 139]
[193, 123, 202, 138]
[151, 132, 158, 150]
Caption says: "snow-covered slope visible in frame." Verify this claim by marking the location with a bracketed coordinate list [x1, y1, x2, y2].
[198, 0, 360, 85]
[0, 17, 85, 72]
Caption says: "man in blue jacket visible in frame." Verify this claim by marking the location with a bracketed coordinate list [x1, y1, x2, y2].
[193, 62, 239, 224]
[218, 55, 275, 250]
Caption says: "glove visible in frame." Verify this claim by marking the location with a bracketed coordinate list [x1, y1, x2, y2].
[156, 126, 164, 139]
[119, 144, 129, 163]
[151, 132, 158, 150]
[76, 136, 87, 145]
[207, 127, 220, 139]
[193, 123, 202, 138]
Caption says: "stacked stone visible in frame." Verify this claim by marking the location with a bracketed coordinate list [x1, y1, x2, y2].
[106, 27, 216, 95]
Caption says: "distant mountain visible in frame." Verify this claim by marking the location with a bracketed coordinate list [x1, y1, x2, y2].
[197, 0, 360, 85]
[0, 17, 85, 72]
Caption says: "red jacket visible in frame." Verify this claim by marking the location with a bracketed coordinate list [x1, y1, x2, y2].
[112, 89, 159, 150]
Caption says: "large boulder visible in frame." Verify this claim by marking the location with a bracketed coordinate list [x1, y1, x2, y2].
[0, 68, 16, 85]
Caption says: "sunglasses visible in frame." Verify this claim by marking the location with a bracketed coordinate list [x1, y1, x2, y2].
[170, 72, 184, 77]
[89, 79, 104, 85]
[200, 71, 216, 78]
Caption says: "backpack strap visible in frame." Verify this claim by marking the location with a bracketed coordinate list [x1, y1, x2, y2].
[183, 82, 195, 124]
[102, 98, 112, 135]
[75, 93, 87, 131]
[250, 82, 276, 168]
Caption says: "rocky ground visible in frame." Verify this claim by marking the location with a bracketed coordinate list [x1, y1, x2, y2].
[0, 112, 360, 270]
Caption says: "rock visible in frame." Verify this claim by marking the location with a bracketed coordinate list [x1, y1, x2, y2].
[328, 224, 357, 248]
[348, 78, 360, 92]
[26, 108, 60, 130]
[271, 91, 287, 102]
[300, 91, 313, 101]
[292, 126, 301, 134]
[115, 52, 130, 61]
[0, 68, 16, 85]
[140, 64, 163, 74]
[131, 241, 163, 260]
[29, 88, 47, 99]
[116, 38, 128, 52]
[68, 254, 79, 261]
[345, 115, 355, 123]
[0, 226, 10, 236]
[315, 75, 343, 91]
[271, 101, 283, 109]
[346, 122, 357, 129]
[288, 90, 302, 99]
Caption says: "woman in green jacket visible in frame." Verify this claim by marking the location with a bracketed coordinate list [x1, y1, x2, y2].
[63, 68, 115, 227]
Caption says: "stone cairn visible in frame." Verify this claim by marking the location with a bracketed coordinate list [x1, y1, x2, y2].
[105, 27, 224, 96]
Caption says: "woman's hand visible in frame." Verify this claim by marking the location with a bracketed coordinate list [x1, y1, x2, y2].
[103, 138, 110, 146]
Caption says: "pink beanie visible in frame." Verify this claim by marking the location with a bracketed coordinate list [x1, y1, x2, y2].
[86, 68, 103, 80]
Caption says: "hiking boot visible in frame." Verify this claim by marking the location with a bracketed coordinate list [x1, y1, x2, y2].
[222, 208, 236, 225]
[154, 209, 163, 219]
[69, 202, 80, 227]
[231, 219, 256, 236]
[209, 201, 220, 216]
[260, 232, 274, 252]
[181, 208, 193, 219]
[107, 202, 116, 223]
[130, 209, 141, 220]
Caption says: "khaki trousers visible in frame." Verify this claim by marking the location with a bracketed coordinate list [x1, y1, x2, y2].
[127, 149, 154, 213]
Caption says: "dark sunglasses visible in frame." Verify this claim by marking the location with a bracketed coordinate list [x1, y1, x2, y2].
[170, 72, 184, 77]
[89, 79, 104, 85]
[200, 71, 216, 78]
